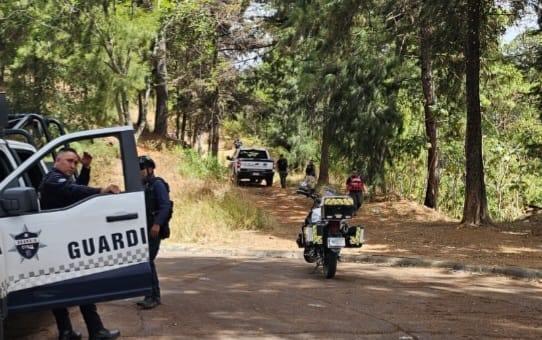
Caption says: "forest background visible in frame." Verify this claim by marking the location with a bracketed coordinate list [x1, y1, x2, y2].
[0, 0, 541, 225]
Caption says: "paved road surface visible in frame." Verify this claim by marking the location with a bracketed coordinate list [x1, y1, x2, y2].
[7, 250, 542, 339]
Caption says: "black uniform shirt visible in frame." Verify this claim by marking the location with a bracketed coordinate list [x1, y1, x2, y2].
[277, 158, 288, 172]
[305, 164, 316, 177]
[39, 167, 100, 210]
[145, 176, 172, 228]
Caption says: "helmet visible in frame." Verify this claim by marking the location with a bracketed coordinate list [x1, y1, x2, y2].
[138, 155, 155, 170]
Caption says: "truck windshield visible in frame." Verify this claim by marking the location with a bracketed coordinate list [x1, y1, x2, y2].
[238, 150, 267, 159]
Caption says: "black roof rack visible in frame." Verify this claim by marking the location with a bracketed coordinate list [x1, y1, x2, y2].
[0, 93, 67, 147]
[0, 92, 10, 138]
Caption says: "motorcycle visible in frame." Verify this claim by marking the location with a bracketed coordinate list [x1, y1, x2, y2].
[296, 183, 365, 279]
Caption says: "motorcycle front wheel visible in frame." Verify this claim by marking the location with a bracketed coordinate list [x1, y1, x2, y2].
[303, 247, 317, 263]
[323, 249, 338, 279]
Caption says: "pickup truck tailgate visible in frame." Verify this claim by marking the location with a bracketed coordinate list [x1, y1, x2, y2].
[239, 160, 273, 170]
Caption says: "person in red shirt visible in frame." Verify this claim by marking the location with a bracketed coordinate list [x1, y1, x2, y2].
[346, 169, 365, 212]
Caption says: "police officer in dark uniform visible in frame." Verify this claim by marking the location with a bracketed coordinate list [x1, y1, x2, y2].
[136, 155, 171, 309]
[305, 160, 316, 178]
[39, 147, 121, 340]
[277, 154, 288, 189]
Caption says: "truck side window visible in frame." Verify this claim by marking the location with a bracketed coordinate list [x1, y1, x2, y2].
[16, 149, 45, 190]
[0, 150, 13, 183]
[37, 137, 127, 211]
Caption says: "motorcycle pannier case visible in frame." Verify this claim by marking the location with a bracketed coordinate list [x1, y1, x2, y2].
[345, 225, 365, 248]
[321, 196, 355, 220]
[301, 224, 324, 246]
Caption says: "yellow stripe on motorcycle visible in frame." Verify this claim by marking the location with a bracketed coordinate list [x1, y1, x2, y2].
[323, 197, 354, 206]
[312, 225, 323, 244]
[350, 227, 364, 245]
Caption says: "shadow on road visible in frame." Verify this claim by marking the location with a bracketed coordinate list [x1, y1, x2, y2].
[7, 254, 542, 339]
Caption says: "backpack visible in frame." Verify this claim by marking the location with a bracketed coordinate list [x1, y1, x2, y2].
[145, 177, 174, 239]
[347, 176, 363, 192]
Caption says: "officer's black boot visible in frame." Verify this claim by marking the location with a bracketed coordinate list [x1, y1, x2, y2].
[140, 297, 160, 310]
[89, 328, 120, 340]
[58, 329, 82, 340]
[136, 296, 153, 307]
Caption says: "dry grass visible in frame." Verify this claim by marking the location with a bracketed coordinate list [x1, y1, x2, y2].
[136, 142, 276, 244]
[73, 138, 276, 245]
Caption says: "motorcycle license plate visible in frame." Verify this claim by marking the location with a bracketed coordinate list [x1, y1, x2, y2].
[327, 237, 345, 248]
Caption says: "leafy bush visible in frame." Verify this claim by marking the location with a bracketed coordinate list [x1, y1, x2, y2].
[178, 148, 228, 180]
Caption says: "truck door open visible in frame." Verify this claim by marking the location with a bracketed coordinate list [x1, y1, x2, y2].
[0, 126, 151, 315]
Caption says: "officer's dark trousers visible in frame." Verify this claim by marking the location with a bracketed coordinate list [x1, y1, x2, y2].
[279, 171, 288, 188]
[349, 191, 363, 211]
[53, 304, 103, 335]
[148, 237, 161, 300]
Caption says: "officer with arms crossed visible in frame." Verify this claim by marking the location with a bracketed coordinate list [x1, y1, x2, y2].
[39, 147, 121, 340]
[136, 156, 172, 309]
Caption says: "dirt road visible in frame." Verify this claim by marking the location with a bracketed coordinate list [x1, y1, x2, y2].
[8, 250, 542, 339]
[212, 185, 542, 270]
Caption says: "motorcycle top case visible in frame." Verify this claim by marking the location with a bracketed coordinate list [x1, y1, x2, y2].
[321, 196, 355, 220]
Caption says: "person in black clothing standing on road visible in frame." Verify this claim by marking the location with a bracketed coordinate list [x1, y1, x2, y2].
[305, 160, 316, 178]
[39, 148, 121, 340]
[136, 155, 172, 310]
[277, 154, 288, 188]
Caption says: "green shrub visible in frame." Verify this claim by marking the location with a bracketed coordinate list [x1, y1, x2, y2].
[178, 148, 228, 180]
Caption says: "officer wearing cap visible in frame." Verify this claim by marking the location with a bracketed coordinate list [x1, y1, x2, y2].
[136, 155, 171, 309]
[39, 147, 121, 340]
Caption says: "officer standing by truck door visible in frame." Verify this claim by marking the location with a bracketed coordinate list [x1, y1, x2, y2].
[39, 148, 121, 340]
[137, 156, 172, 310]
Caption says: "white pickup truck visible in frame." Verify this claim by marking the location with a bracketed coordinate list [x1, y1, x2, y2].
[0, 96, 152, 337]
[227, 147, 274, 186]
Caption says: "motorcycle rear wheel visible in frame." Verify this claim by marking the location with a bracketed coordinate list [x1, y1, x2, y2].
[323, 249, 337, 279]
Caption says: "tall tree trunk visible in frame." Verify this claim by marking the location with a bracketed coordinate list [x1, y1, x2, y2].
[0, 64, 5, 88]
[211, 114, 220, 157]
[153, 31, 168, 136]
[191, 117, 199, 147]
[211, 87, 220, 157]
[135, 86, 151, 140]
[462, 0, 490, 225]
[115, 92, 126, 125]
[175, 89, 182, 140]
[420, 19, 439, 209]
[207, 117, 212, 154]
[121, 90, 130, 125]
[175, 110, 182, 140]
[180, 111, 187, 143]
[318, 120, 333, 185]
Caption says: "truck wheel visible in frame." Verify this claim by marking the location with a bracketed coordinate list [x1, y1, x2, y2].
[265, 176, 273, 187]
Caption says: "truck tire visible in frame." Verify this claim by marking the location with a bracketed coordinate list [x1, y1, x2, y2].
[266, 176, 273, 187]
